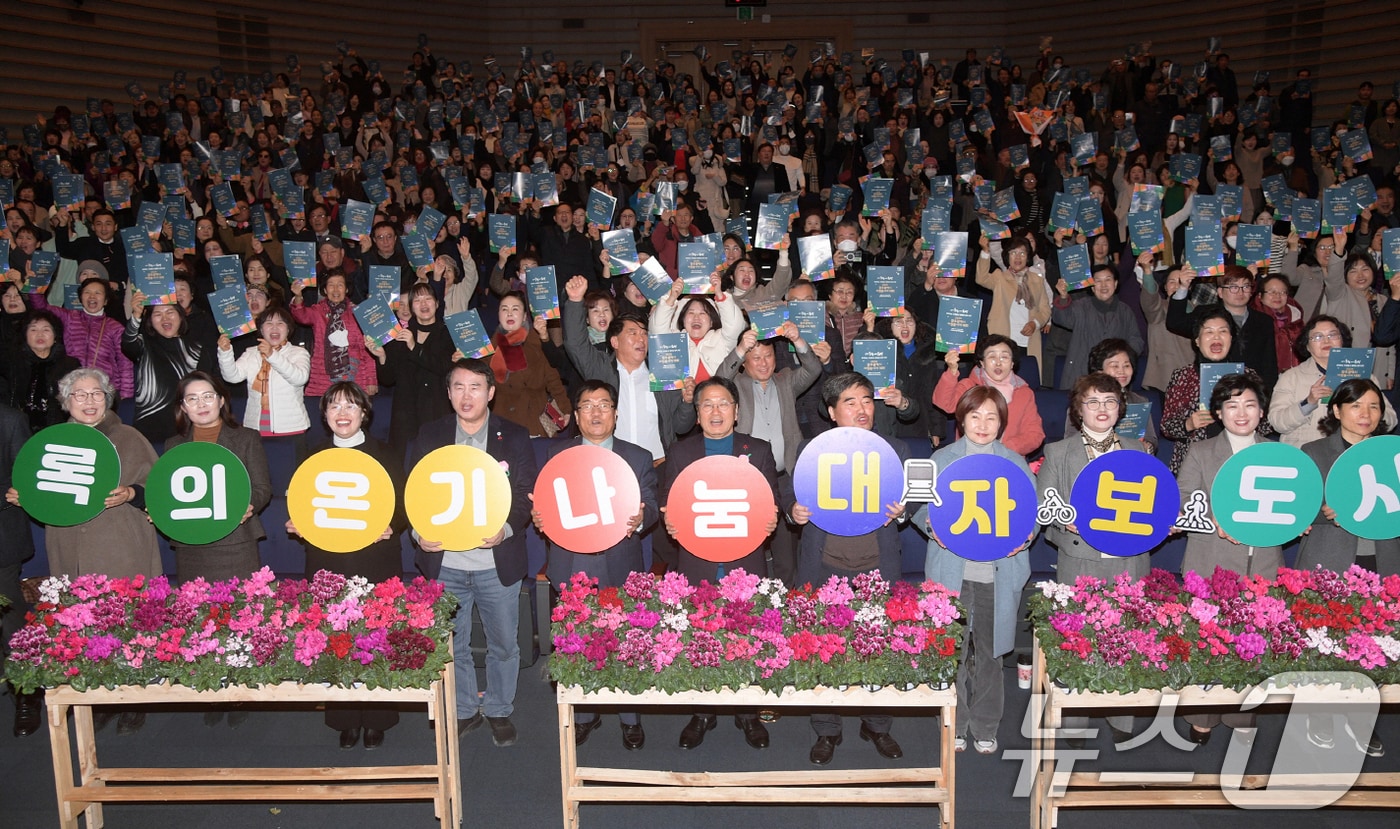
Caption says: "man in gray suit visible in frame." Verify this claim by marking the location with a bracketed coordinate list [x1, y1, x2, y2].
[718, 322, 823, 585]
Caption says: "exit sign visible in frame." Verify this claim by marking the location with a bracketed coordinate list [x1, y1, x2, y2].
[737, 6, 752, 19]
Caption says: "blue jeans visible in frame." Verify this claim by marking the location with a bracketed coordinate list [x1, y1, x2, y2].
[439, 566, 519, 719]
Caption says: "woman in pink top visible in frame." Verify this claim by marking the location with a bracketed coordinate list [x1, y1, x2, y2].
[932, 334, 1045, 457]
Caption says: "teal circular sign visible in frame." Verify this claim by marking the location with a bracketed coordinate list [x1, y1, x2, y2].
[1211, 442, 1323, 547]
[146, 442, 253, 545]
[13, 423, 121, 526]
[1325, 435, 1400, 541]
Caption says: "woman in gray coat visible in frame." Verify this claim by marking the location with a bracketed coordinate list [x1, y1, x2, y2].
[916, 385, 1034, 756]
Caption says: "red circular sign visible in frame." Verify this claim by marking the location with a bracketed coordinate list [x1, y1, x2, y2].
[665, 455, 776, 563]
[532, 445, 643, 554]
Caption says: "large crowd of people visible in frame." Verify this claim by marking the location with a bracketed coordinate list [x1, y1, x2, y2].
[1, 33, 1397, 766]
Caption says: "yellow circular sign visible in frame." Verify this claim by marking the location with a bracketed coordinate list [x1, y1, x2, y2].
[287, 448, 397, 554]
[405, 445, 511, 551]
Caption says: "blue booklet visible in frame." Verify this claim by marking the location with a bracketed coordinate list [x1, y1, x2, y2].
[935, 296, 983, 354]
[249, 205, 274, 241]
[1046, 192, 1079, 234]
[724, 218, 750, 247]
[797, 235, 835, 282]
[1199, 362, 1245, 409]
[630, 256, 673, 304]
[1115, 402, 1152, 441]
[1057, 243, 1093, 290]
[401, 233, 433, 271]
[368, 265, 402, 305]
[601, 229, 641, 276]
[445, 308, 496, 358]
[1216, 185, 1244, 221]
[416, 205, 447, 241]
[853, 339, 897, 398]
[1235, 224, 1272, 269]
[24, 251, 59, 294]
[754, 203, 790, 251]
[171, 218, 197, 255]
[362, 175, 389, 206]
[1169, 152, 1203, 183]
[353, 296, 405, 346]
[860, 177, 894, 216]
[1382, 228, 1400, 278]
[282, 242, 317, 291]
[1076, 198, 1104, 236]
[209, 254, 245, 292]
[1062, 177, 1091, 198]
[52, 174, 84, 211]
[788, 300, 826, 344]
[585, 188, 617, 229]
[208, 285, 257, 338]
[120, 226, 152, 258]
[932, 232, 968, 280]
[136, 201, 166, 233]
[828, 184, 853, 213]
[866, 266, 905, 317]
[488, 214, 517, 252]
[1185, 223, 1224, 275]
[104, 179, 132, 210]
[526, 265, 560, 319]
[1128, 211, 1164, 255]
[747, 299, 787, 339]
[1322, 186, 1357, 234]
[991, 188, 1020, 224]
[921, 204, 952, 247]
[1292, 198, 1322, 239]
[677, 241, 721, 293]
[647, 332, 690, 391]
[1323, 348, 1375, 401]
[1349, 176, 1379, 212]
[130, 252, 177, 305]
[980, 216, 1011, 241]
[341, 200, 374, 242]
[156, 163, 184, 193]
[208, 182, 237, 217]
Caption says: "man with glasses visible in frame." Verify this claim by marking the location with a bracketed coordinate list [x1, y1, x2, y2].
[660, 377, 779, 751]
[1166, 264, 1279, 388]
[352, 220, 416, 297]
[536, 379, 657, 751]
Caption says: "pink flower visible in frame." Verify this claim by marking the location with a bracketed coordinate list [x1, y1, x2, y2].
[294, 628, 329, 666]
[718, 569, 760, 603]
[816, 576, 855, 606]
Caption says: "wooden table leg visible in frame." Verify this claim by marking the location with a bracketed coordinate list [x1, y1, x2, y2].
[47, 699, 79, 829]
[558, 697, 579, 829]
[72, 702, 105, 829]
[942, 699, 956, 828]
[443, 652, 462, 829]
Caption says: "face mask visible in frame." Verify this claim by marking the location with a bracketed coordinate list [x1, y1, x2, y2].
[703, 148, 714, 159]
[837, 239, 858, 253]
[676, 180, 689, 192]
[778, 144, 790, 155]
[1226, 235, 1238, 249]
[1281, 155, 1295, 166]
[1337, 128, 1349, 136]
[533, 155, 545, 163]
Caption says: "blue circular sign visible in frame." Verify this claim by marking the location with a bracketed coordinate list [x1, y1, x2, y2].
[793, 427, 905, 536]
[1068, 451, 1180, 556]
[927, 454, 1037, 561]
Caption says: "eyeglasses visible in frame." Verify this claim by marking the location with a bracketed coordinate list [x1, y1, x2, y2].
[1262, 289, 1289, 297]
[698, 400, 735, 411]
[1220, 284, 1253, 293]
[373, 234, 396, 242]
[327, 402, 361, 413]
[1081, 398, 1121, 411]
[70, 390, 107, 403]
[183, 392, 220, 405]
[576, 402, 615, 413]
[1309, 331, 1343, 342]
[1317, 245, 1335, 253]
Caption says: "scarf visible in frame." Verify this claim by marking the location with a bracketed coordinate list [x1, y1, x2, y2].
[975, 365, 1019, 406]
[1011, 268, 1037, 308]
[1081, 427, 1118, 457]
[324, 300, 351, 381]
[490, 326, 530, 383]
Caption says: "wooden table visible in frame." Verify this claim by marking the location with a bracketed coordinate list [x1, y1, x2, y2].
[1029, 636, 1400, 828]
[557, 683, 957, 828]
[44, 660, 460, 829]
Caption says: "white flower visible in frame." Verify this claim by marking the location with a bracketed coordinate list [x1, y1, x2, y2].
[1375, 636, 1400, 662]
[1303, 627, 1339, 656]
[855, 603, 888, 625]
[223, 635, 252, 669]
[1036, 580, 1075, 606]
[662, 612, 690, 632]
[344, 575, 373, 601]
[39, 575, 71, 605]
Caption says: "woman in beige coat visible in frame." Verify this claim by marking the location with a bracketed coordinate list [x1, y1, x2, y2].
[975, 234, 1050, 370]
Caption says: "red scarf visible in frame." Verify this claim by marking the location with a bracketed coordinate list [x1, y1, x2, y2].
[490, 327, 530, 382]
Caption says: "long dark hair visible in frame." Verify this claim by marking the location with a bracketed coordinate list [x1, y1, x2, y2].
[174, 370, 238, 433]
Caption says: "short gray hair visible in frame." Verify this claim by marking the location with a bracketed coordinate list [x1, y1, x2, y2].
[57, 367, 117, 410]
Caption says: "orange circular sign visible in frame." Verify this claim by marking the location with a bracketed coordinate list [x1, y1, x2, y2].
[532, 445, 642, 554]
[665, 455, 775, 563]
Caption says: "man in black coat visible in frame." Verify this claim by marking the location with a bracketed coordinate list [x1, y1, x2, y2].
[1165, 265, 1279, 390]
[0, 401, 37, 736]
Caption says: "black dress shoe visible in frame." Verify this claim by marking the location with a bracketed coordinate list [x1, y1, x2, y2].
[574, 717, 602, 746]
[620, 722, 645, 750]
[809, 734, 842, 765]
[13, 692, 41, 738]
[1188, 726, 1212, 745]
[339, 728, 361, 749]
[678, 714, 717, 749]
[735, 716, 769, 749]
[457, 712, 484, 738]
[363, 728, 385, 750]
[859, 724, 903, 759]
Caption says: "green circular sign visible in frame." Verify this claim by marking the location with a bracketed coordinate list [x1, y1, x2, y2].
[1211, 442, 1323, 547]
[13, 423, 122, 526]
[1325, 435, 1400, 541]
[146, 442, 253, 545]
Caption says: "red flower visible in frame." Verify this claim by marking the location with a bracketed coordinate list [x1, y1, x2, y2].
[597, 587, 623, 609]
[328, 632, 354, 659]
[935, 636, 958, 657]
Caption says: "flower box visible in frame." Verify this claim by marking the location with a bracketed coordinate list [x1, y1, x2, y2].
[4, 568, 458, 694]
[547, 569, 963, 695]
[1028, 566, 1400, 694]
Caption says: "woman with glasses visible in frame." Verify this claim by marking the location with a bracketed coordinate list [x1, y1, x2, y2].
[934, 334, 1045, 457]
[1251, 273, 1304, 373]
[165, 371, 271, 582]
[6, 368, 160, 735]
[1269, 315, 1395, 446]
[1281, 227, 1344, 321]
[287, 381, 406, 750]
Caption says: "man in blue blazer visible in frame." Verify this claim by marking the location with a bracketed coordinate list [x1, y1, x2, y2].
[409, 358, 539, 749]
[535, 379, 657, 750]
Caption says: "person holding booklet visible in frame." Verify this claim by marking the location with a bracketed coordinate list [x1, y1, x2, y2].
[216, 303, 310, 437]
[1051, 264, 1144, 390]
[364, 282, 455, 456]
[1250, 273, 1305, 373]
[1160, 307, 1271, 474]
[1166, 264, 1279, 389]
[482, 290, 572, 438]
[869, 309, 944, 443]
[289, 269, 378, 406]
[1268, 315, 1396, 446]
[27, 267, 136, 401]
[122, 288, 216, 446]
[933, 335, 1045, 457]
[648, 272, 745, 383]
[1328, 252, 1396, 387]
[975, 235, 1051, 374]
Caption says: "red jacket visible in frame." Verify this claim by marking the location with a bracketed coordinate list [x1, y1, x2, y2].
[289, 299, 378, 396]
